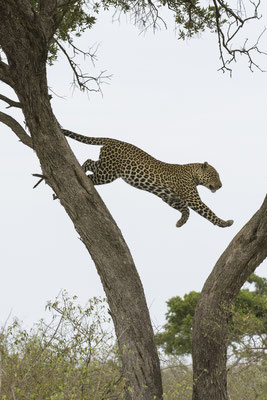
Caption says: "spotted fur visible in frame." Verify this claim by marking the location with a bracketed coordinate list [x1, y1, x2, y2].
[63, 129, 233, 228]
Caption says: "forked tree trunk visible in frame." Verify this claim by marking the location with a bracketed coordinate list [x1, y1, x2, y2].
[1, 4, 266, 400]
[0, 3, 162, 399]
[192, 195, 267, 400]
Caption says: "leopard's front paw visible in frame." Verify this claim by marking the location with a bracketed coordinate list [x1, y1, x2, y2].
[220, 219, 234, 228]
[176, 219, 186, 228]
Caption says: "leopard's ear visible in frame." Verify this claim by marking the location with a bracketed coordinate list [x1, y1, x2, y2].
[202, 161, 209, 169]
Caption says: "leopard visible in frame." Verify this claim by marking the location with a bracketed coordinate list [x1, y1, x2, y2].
[63, 129, 233, 228]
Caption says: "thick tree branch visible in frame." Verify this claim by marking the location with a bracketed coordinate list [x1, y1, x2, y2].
[192, 195, 267, 400]
[0, 111, 33, 149]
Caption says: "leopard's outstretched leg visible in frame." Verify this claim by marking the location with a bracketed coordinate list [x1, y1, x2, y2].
[187, 191, 233, 228]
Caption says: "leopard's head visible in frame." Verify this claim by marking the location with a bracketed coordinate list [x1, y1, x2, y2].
[198, 162, 222, 193]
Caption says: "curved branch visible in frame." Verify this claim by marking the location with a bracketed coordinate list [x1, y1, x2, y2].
[0, 111, 33, 149]
[0, 94, 22, 108]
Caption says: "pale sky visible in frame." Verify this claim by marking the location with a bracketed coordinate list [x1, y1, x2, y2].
[0, 5, 266, 330]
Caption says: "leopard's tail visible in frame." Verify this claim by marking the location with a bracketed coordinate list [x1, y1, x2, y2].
[62, 129, 118, 145]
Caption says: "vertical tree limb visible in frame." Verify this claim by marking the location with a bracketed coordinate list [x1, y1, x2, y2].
[192, 195, 267, 400]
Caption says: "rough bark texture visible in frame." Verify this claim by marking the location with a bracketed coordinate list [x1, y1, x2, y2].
[0, 2, 162, 399]
[192, 195, 267, 400]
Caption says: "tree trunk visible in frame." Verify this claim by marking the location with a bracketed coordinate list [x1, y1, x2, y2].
[0, 3, 162, 399]
[192, 195, 267, 400]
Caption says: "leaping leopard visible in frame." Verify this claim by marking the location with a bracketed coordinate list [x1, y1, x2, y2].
[63, 129, 233, 228]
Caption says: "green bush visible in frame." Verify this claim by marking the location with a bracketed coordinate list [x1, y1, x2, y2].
[0, 292, 123, 400]
[1, 290, 266, 400]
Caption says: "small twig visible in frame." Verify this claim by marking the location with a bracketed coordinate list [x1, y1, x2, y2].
[32, 173, 47, 189]
[48, 86, 66, 100]
[67, 39, 99, 66]
[32, 173, 59, 199]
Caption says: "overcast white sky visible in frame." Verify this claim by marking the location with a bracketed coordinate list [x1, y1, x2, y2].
[0, 4, 266, 330]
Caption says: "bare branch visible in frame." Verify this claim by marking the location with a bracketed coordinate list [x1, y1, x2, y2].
[136, 0, 168, 32]
[0, 111, 33, 149]
[56, 40, 111, 93]
[0, 94, 22, 109]
[212, 0, 266, 74]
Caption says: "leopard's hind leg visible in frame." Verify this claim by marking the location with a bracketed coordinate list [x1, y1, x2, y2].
[82, 158, 118, 185]
[82, 159, 97, 173]
[156, 190, 190, 227]
[167, 198, 190, 227]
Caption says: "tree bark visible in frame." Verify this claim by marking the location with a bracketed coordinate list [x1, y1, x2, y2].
[192, 195, 267, 400]
[0, 2, 162, 399]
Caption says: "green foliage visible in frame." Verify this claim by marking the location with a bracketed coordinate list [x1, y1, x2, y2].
[248, 273, 267, 295]
[231, 274, 267, 336]
[48, 1, 97, 64]
[0, 291, 122, 400]
[156, 274, 267, 357]
[155, 291, 200, 355]
[30, 0, 222, 65]
[29, 1, 97, 64]
[99, 0, 218, 37]
[0, 290, 266, 399]
[159, 0, 217, 38]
